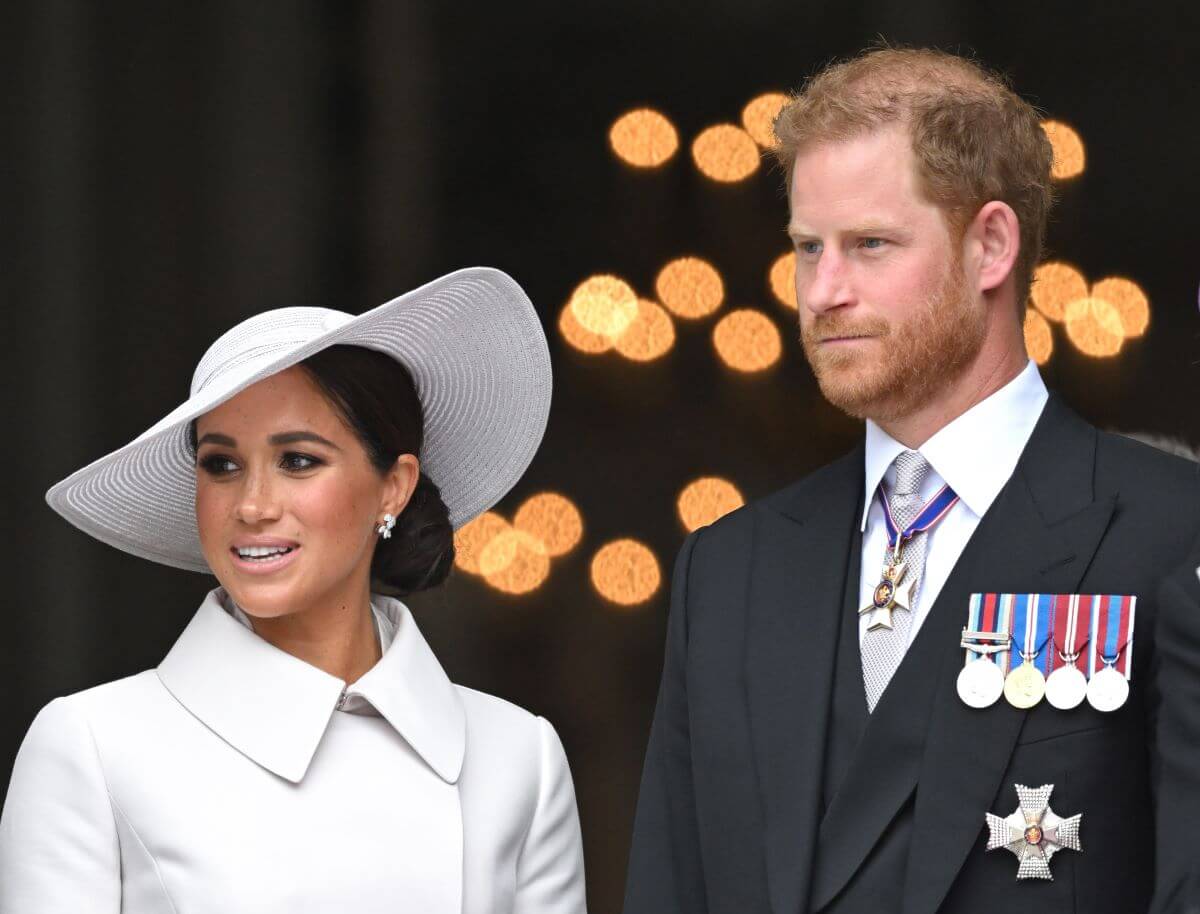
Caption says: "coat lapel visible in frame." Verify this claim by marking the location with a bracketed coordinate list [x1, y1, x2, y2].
[746, 447, 864, 914]
[805, 395, 1115, 912]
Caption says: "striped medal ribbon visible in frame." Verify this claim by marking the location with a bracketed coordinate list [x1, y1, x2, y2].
[861, 483, 960, 632]
[1003, 594, 1054, 709]
[1086, 595, 1137, 712]
[1045, 594, 1090, 710]
[957, 592, 1014, 709]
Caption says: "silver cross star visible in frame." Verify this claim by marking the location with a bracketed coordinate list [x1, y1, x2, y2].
[986, 784, 1081, 880]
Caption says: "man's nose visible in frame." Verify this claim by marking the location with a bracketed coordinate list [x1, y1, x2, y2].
[802, 250, 854, 315]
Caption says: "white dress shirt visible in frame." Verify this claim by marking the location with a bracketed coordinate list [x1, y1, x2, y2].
[0, 587, 587, 914]
[857, 359, 1049, 646]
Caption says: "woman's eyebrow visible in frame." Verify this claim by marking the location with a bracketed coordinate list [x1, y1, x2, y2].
[195, 431, 341, 451]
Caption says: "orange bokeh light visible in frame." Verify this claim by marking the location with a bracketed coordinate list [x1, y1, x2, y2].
[677, 477, 745, 532]
[769, 251, 798, 309]
[453, 512, 511, 575]
[691, 124, 760, 182]
[1041, 120, 1086, 180]
[614, 298, 676, 361]
[1029, 261, 1088, 323]
[741, 92, 788, 149]
[1091, 276, 1149, 338]
[609, 108, 679, 168]
[513, 493, 583, 558]
[559, 301, 614, 354]
[591, 539, 662, 607]
[481, 530, 551, 594]
[1023, 309, 1054, 366]
[1064, 297, 1124, 357]
[655, 257, 725, 319]
[568, 274, 639, 338]
[712, 309, 783, 372]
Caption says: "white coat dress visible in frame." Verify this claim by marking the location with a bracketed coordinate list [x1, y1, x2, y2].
[0, 586, 587, 913]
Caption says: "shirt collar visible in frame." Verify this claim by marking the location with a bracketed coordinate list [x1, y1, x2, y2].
[157, 586, 465, 785]
[860, 359, 1049, 530]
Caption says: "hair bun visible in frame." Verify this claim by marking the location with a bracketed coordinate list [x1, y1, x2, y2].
[371, 472, 455, 596]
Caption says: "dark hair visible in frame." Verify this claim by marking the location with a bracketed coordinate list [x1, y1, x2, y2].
[187, 345, 455, 596]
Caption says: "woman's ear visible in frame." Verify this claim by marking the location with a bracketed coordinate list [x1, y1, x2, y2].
[382, 454, 420, 519]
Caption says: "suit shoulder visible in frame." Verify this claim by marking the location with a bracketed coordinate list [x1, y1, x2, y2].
[697, 447, 859, 542]
[1095, 430, 1200, 497]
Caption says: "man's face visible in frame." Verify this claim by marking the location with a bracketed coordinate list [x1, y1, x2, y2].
[788, 125, 986, 423]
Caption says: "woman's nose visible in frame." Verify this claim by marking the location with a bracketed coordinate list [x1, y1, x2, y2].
[233, 470, 282, 525]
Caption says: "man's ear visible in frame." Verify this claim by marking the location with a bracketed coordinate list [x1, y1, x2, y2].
[968, 201, 1021, 295]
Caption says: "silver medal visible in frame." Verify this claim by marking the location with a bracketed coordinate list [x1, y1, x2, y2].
[1086, 665, 1129, 712]
[1044, 664, 1088, 710]
[957, 657, 1005, 708]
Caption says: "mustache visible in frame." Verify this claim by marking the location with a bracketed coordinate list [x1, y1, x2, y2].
[800, 314, 891, 346]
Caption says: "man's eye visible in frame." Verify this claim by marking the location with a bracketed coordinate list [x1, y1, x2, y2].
[861, 238, 887, 249]
[798, 241, 822, 256]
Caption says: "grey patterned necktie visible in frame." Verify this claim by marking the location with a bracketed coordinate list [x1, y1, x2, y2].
[862, 450, 932, 711]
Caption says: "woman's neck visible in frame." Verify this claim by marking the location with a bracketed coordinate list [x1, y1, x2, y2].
[242, 586, 382, 685]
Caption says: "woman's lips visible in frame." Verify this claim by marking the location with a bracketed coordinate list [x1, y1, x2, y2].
[229, 545, 301, 576]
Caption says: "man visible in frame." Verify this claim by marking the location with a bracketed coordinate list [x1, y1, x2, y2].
[623, 47, 1200, 914]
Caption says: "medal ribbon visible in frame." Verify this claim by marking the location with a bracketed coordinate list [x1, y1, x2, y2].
[879, 482, 960, 554]
[1087, 594, 1137, 680]
[1049, 593, 1090, 675]
[1009, 593, 1053, 676]
[964, 592, 1015, 672]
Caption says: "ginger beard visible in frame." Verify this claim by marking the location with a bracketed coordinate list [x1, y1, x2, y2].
[800, 251, 986, 424]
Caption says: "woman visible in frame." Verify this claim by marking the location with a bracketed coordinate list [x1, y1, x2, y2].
[0, 268, 586, 913]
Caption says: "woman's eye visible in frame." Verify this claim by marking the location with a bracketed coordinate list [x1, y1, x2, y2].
[281, 452, 321, 471]
[199, 455, 237, 475]
[197, 453, 321, 475]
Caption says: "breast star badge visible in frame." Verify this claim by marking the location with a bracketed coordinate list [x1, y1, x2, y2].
[985, 783, 1081, 880]
[859, 560, 914, 631]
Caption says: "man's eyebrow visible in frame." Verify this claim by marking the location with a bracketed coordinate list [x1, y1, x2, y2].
[786, 221, 907, 238]
[195, 431, 342, 450]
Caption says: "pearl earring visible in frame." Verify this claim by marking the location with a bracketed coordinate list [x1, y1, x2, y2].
[377, 513, 396, 539]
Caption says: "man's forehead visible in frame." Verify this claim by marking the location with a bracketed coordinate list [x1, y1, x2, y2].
[788, 128, 923, 226]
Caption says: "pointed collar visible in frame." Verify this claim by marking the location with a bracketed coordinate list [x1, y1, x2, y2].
[860, 358, 1049, 530]
[157, 586, 465, 785]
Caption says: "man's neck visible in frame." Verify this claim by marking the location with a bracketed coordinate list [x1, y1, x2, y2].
[876, 348, 1029, 449]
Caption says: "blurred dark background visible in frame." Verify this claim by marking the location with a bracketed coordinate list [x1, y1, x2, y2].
[5, 2, 1200, 910]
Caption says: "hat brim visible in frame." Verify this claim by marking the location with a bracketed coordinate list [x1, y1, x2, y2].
[44, 267, 552, 573]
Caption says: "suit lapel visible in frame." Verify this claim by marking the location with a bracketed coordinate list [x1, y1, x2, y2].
[746, 447, 863, 914]
[805, 395, 1116, 912]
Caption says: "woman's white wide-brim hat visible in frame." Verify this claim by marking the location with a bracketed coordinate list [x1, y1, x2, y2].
[45, 267, 552, 573]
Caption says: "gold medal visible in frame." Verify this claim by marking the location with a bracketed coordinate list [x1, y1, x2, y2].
[1003, 659, 1046, 709]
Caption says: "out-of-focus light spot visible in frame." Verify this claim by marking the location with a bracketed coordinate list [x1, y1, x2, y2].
[677, 477, 745, 532]
[713, 309, 783, 372]
[655, 257, 725, 319]
[1064, 297, 1124, 357]
[1091, 276, 1150, 338]
[481, 530, 551, 594]
[568, 274, 639, 338]
[514, 493, 583, 558]
[769, 251, 798, 309]
[609, 109, 679, 168]
[453, 511, 510, 575]
[1024, 309, 1054, 365]
[1029, 261, 1088, 322]
[614, 298, 676, 361]
[1041, 120, 1086, 180]
[741, 92, 788, 148]
[591, 539, 661, 607]
[691, 124, 760, 182]
[559, 302, 614, 354]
